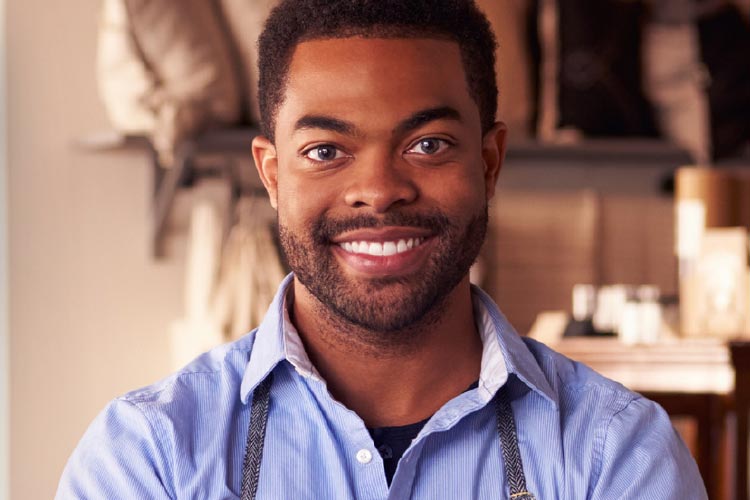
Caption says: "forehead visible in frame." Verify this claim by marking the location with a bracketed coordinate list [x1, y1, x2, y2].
[275, 37, 480, 136]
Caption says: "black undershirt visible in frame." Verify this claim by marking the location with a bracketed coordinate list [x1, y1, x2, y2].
[368, 417, 429, 485]
[367, 381, 479, 486]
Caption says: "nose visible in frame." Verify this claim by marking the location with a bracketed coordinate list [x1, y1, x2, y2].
[343, 154, 418, 213]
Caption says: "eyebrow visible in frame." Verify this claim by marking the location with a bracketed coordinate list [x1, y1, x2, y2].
[393, 106, 462, 136]
[293, 115, 358, 136]
[292, 106, 462, 137]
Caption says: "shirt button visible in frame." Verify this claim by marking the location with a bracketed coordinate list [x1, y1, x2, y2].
[377, 444, 393, 459]
[356, 448, 373, 464]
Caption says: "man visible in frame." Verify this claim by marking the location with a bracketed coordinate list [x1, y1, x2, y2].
[57, 0, 707, 498]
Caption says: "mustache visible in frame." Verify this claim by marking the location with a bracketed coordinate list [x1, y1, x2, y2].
[311, 210, 454, 244]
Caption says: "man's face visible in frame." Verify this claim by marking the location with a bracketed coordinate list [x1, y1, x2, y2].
[254, 37, 505, 333]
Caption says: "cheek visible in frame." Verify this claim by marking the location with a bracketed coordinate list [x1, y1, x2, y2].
[276, 175, 336, 229]
[418, 168, 487, 212]
[416, 149, 487, 204]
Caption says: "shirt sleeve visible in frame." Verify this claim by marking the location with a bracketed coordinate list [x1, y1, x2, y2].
[589, 396, 708, 500]
[55, 399, 173, 500]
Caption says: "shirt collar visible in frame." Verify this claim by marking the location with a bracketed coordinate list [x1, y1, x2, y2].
[472, 285, 558, 407]
[239, 274, 293, 403]
[241, 274, 557, 408]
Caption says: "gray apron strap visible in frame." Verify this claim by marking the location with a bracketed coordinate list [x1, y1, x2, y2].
[240, 373, 273, 500]
[495, 385, 536, 500]
[240, 375, 535, 500]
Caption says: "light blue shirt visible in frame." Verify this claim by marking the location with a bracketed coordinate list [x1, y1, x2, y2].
[57, 274, 707, 499]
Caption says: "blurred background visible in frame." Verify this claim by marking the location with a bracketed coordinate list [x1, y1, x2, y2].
[2, 0, 750, 498]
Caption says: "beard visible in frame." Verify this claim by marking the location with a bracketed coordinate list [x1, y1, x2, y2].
[278, 206, 488, 335]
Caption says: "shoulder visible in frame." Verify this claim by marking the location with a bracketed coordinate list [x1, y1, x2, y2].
[521, 336, 639, 410]
[518, 337, 661, 457]
[520, 338, 706, 498]
[56, 332, 260, 499]
[120, 331, 258, 412]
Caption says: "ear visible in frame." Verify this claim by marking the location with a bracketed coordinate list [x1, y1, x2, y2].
[481, 122, 507, 201]
[252, 135, 279, 210]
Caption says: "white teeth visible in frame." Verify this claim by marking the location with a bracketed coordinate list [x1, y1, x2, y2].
[382, 241, 397, 256]
[368, 242, 383, 256]
[340, 237, 425, 255]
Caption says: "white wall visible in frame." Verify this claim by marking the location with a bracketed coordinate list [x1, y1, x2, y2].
[1, 0, 10, 496]
[7, 1, 186, 497]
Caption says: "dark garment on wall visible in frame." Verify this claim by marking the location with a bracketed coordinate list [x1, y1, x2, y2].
[698, 3, 750, 160]
[537, 0, 660, 137]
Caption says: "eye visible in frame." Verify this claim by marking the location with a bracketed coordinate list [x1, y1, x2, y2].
[406, 137, 452, 155]
[303, 144, 346, 162]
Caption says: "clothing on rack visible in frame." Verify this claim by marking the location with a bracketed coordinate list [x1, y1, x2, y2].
[170, 190, 285, 370]
[169, 198, 224, 370]
[213, 196, 286, 340]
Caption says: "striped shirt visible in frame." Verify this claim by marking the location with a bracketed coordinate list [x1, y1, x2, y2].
[57, 274, 707, 499]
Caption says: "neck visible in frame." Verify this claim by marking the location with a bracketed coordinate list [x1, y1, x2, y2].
[290, 276, 483, 427]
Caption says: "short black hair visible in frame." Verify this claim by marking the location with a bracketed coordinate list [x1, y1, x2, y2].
[257, 0, 498, 142]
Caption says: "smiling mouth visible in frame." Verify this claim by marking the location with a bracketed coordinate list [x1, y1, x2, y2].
[338, 237, 426, 257]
